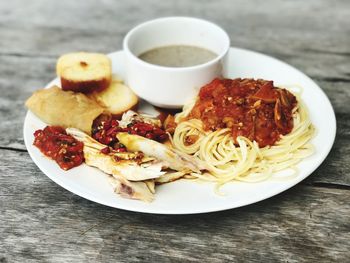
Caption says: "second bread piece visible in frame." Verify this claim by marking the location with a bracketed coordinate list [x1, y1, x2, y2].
[90, 78, 138, 117]
[57, 52, 112, 93]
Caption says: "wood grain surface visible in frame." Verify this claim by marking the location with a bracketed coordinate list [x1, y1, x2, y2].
[1, 0, 349, 262]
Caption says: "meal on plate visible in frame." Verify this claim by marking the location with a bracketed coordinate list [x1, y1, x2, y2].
[25, 51, 314, 202]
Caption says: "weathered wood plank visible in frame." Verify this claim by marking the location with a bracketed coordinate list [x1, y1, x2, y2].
[0, 150, 349, 263]
[305, 115, 350, 186]
[0, 55, 55, 150]
[0, 0, 349, 80]
[0, 25, 349, 81]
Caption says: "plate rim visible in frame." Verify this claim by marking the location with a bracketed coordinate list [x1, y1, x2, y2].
[23, 47, 337, 214]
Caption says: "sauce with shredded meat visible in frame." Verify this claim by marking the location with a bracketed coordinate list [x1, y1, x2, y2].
[188, 78, 297, 147]
[33, 126, 84, 170]
[92, 114, 168, 152]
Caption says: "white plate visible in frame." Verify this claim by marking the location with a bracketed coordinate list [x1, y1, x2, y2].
[23, 47, 336, 214]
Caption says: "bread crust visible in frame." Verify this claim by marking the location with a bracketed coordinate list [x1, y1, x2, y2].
[57, 52, 112, 94]
[60, 76, 110, 93]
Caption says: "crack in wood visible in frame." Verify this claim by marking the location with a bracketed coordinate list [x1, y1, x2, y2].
[314, 77, 350, 83]
[301, 48, 350, 57]
[0, 52, 56, 59]
[305, 182, 350, 191]
[76, 218, 127, 243]
[0, 146, 27, 152]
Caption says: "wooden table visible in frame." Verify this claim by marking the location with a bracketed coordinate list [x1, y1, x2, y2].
[1, 0, 349, 262]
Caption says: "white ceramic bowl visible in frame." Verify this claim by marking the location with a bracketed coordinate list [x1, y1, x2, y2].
[123, 17, 230, 108]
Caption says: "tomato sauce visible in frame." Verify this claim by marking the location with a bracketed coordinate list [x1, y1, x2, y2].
[189, 78, 297, 147]
[92, 114, 168, 152]
[33, 126, 84, 170]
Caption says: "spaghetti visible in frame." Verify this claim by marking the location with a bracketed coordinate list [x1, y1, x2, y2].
[171, 78, 314, 186]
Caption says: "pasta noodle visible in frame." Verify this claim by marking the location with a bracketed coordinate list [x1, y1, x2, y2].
[171, 88, 315, 186]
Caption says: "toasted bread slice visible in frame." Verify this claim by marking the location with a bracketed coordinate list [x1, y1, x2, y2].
[57, 52, 111, 93]
[90, 78, 138, 116]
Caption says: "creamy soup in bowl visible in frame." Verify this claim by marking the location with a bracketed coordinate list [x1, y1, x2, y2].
[123, 17, 230, 108]
[138, 45, 218, 68]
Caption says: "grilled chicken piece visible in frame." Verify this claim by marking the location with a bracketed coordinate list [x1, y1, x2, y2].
[66, 128, 165, 181]
[144, 180, 156, 194]
[116, 133, 204, 173]
[119, 110, 161, 128]
[109, 176, 153, 202]
[83, 148, 165, 181]
[155, 171, 188, 184]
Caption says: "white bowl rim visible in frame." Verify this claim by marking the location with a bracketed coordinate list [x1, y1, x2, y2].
[123, 16, 231, 72]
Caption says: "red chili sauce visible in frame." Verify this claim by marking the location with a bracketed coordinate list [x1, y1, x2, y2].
[188, 78, 297, 147]
[33, 126, 84, 170]
[92, 114, 168, 152]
